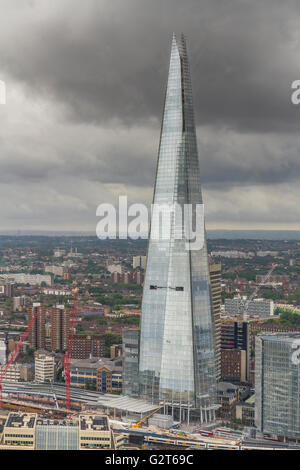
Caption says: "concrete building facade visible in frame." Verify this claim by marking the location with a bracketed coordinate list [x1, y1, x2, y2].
[34, 351, 55, 383]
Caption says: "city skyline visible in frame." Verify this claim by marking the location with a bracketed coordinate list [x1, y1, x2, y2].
[1, 0, 300, 453]
[0, 0, 300, 231]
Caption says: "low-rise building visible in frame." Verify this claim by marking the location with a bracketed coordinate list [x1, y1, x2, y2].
[0, 273, 52, 287]
[225, 297, 274, 317]
[43, 288, 71, 296]
[0, 413, 36, 450]
[0, 364, 21, 383]
[235, 399, 255, 427]
[79, 415, 112, 450]
[0, 413, 119, 450]
[256, 274, 289, 284]
[97, 365, 122, 394]
[211, 250, 254, 259]
[44, 265, 65, 277]
[70, 358, 122, 393]
[216, 382, 240, 419]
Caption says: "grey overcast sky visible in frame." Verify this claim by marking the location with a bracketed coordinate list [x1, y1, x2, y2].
[0, 0, 300, 231]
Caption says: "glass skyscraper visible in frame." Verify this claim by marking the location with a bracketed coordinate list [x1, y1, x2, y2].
[138, 34, 217, 422]
[256, 333, 300, 439]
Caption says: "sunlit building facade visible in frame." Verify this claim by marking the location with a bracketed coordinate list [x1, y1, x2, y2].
[138, 34, 217, 422]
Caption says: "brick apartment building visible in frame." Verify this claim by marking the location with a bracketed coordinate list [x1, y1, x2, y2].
[51, 305, 71, 352]
[27, 303, 46, 350]
[221, 349, 247, 384]
[72, 335, 105, 359]
[110, 271, 144, 285]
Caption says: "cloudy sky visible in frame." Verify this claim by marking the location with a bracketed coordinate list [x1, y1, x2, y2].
[0, 0, 300, 231]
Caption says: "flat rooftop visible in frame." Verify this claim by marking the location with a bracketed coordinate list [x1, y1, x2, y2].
[259, 332, 300, 343]
[80, 415, 109, 431]
[70, 357, 122, 372]
[6, 413, 36, 429]
[98, 395, 160, 414]
[36, 418, 77, 427]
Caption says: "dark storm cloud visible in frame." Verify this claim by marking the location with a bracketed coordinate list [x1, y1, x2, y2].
[1, 0, 300, 131]
[0, 0, 300, 229]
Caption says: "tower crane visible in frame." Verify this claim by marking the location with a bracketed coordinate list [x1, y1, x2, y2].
[4, 315, 13, 365]
[130, 406, 164, 429]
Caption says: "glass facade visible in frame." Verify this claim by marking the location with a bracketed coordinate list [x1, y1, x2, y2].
[255, 333, 300, 439]
[36, 425, 78, 450]
[123, 328, 140, 397]
[70, 368, 97, 387]
[138, 34, 217, 417]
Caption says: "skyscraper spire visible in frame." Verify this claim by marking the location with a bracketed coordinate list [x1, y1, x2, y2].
[138, 35, 217, 423]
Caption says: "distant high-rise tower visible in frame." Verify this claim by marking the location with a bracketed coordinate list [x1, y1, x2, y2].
[27, 303, 46, 350]
[138, 34, 217, 423]
[51, 305, 70, 352]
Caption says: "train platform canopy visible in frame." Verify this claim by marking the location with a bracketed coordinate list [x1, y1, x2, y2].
[97, 395, 159, 415]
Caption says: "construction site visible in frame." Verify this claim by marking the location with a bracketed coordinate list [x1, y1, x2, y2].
[0, 289, 80, 416]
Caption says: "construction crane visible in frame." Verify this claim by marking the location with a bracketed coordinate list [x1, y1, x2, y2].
[4, 331, 9, 365]
[4, 315, 13, 364]
[51, 381, 59, 410]
[242, 263, 277, 320]
[130, 406, 163, 429]
[0, 306, 41, 410]
[64, 288, 79, 410]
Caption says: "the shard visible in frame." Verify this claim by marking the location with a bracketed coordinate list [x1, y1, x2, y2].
[138, 34, 217, 423]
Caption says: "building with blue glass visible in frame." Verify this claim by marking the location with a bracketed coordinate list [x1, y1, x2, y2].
[70, 358, 122, 394]
[138, 34, 217, 423]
